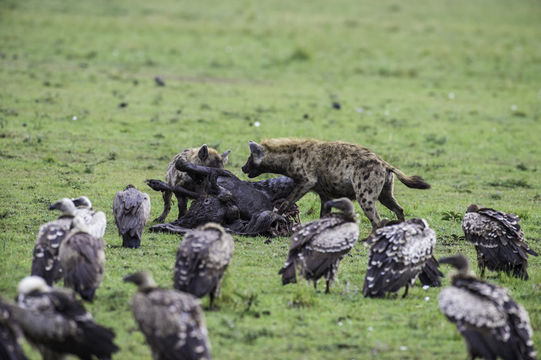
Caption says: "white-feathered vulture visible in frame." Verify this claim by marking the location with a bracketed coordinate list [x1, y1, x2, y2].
[31, 198, 78, 285]
[58, 216, 105, 302]
[462, 204, 538, 280]
[71, 196, 107, 239]
[173, 223, 234, 309]
[362, 218, 441, 298]
[113, 185, 151, 248]
[279, 197, 359, 294]
[0, 297, 27, 360]
[14, 276, 119, 360]
[124, 271, 211, 360]
[438, 255, 537, 360]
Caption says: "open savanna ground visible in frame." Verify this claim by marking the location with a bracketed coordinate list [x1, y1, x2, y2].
[1, 0, 540, 358]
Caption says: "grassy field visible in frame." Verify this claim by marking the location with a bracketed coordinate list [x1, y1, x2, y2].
[1, 0, 540, 358]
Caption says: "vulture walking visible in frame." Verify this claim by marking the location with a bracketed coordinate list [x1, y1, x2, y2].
[59, 216, 105, 301]
[462, 204, 538, 280]
[279, 198, 359, 294]
[438, 255, 536, 360]
[14, 276, 119, 360]
[124, 271, 211, 360]
[362, 218, 441, 298]
[0, 298, 27, 360]
[113, 185, 151, 248]
[174, 223, 234, 309]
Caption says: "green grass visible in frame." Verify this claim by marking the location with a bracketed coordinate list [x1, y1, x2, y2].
[1, 0, 540, 358]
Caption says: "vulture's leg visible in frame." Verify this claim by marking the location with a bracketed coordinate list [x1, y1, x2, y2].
[313, 281, 318, 290]
[325, 280, 330, 294]
[401, 284, 409, 298]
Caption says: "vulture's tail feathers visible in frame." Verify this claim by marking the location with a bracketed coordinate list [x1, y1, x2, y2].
[418, 256, 443, 287]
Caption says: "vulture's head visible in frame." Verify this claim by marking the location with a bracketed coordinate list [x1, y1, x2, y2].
[124, 271, 157, 292]
[323, 198, 356, 221]
[439, 255, 471, 276]
[72, 196, 92, 209]
[466, 204, 480, 213]
[18, 276, 50, 295]
[49, 198, 77, 216]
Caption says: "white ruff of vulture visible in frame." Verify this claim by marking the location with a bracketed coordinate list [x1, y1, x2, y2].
[0, 297, 27, 360]
[14, 276, 119, 360]
[438, 255, 537, 360]
[113, 185, 151, 249]
[71, 196, 107, 239]
[279, 197, 359, 294]
[58, 216, 106, 302]
[462, 204, 538, 280]
[363, 218, 440, 298]
[174, 223, 234, 309]
[31, 198, 78, 285]
[125, 271, 211, 360]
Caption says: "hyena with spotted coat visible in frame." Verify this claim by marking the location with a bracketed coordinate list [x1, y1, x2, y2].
[155, 144, 230, 222]
[242, 138, 429, 231]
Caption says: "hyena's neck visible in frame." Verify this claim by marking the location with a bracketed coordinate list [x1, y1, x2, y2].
[260, 151, 292, 175]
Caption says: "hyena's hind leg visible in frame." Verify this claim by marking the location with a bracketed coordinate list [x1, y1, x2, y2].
[154, 190, 172, 223]
[378, 172, 405, 222]
[355, 177, 385, 232]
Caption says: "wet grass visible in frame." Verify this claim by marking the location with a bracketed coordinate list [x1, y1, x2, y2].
[1, 0, 540, 359]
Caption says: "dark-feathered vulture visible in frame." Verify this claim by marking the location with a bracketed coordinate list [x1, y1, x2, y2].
[124, 271, 211, 360]
[439, 255, 537, 360]
[0, 297, 27, 360]
[14, 276, 119, 360]
[362, 218, 441, 298]
[113, 185, 151, 248]
[31, 198, 78, 285]
[279, 198, 359, 294]
[58, 215, 105, 301]
[462, 204, 538, 280]
[72, 196, 107, 239]
[174, 223, 234, 309]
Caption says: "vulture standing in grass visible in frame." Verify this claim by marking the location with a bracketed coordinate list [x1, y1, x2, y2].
[124, 271, 211, 360]
[0, 297, 27, 360]
[438, 255, 536, 360]
[14, 276, 119, 360]
[31, 198, 78, 285]
[59, 215, 105, 302]
[279, 197, 359, 294]
[173, 223, 234, 309]
[113, 185, 151, 248]
[71, 196, 107, 239]
[462, 204, 538, 280]
[362, 218, 441, 298]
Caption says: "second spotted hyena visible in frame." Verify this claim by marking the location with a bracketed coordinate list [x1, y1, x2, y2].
[241, 138, 430, 231]
[155, 144, 230, 223]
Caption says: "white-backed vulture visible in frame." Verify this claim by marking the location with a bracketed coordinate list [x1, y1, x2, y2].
[439, 255, 536, 360]
[58, 216, 105, 302]
[0, 297, 27, 360]
[462, 204, 538, 280]
[113, 185, 151, 248]
[363, 218, 440, 298]
[14, 276, 119, 360]
[72, 196, 107, 239]
[173, 223, 234, 309]
[124, 271, 211, 360]
[279, 197, 359, 294]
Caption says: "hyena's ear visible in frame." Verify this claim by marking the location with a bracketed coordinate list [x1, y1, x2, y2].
[221, 150, 231, 164]
[249, 140, 264, 164]
[198, 144, 209, 161]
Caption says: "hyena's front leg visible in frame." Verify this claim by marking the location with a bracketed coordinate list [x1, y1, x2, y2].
[277, 181, 316, 215]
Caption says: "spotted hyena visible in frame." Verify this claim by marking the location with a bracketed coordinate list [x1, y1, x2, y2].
[241, 138, 430, 231]
[155, 144, 230, 222]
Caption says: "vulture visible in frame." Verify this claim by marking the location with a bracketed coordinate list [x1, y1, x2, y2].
[14, 276, 119, 360]
[59, 215, 105, 301]
[31, 198, 79, 285]
[0, 297, 27, 360]
[438, 255, 537, 360]
[72, 196, 107, 239]
[279, 197, 359, 294]
[173, 223, 234, 309]
[362, 218, 441, 298]
[462, 204, 538, 280]
[124, 271, 211, 360]
[113, 185, 151, 248]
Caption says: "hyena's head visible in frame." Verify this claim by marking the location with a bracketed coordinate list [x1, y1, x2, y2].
[196, 144, 231, 169]
[242, 141, 265, 178]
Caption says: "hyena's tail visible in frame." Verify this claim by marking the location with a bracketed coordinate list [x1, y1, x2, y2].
[390, 167, 431, 189]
